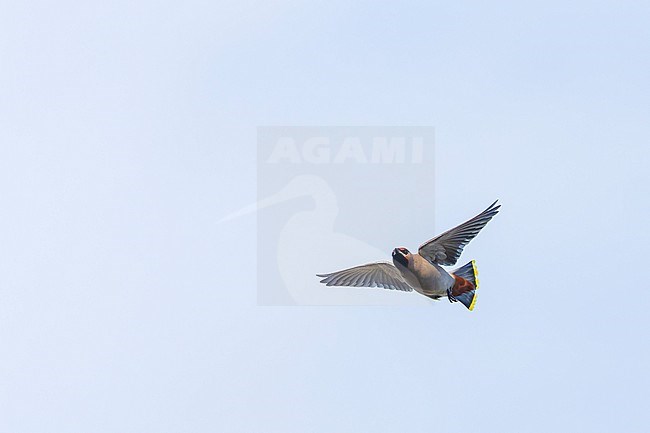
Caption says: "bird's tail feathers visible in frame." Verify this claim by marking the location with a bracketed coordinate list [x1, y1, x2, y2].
[452, 260, 479, 288]
[451, 260, 479, 311]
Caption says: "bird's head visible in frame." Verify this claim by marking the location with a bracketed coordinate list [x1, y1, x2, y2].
[392, 247, 410, 267]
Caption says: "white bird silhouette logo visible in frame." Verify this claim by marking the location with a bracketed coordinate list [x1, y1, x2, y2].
[220, 175, 436, 305]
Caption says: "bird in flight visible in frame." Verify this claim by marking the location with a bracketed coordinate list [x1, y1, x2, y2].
[317, 200, 500, 310]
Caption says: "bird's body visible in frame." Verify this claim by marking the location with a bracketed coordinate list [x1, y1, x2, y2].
[393, 254, 454, 299]
[317, 200, 500, 310]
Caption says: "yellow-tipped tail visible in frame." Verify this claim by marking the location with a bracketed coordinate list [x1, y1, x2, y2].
[468, 260, 479, 311]
[452, 260, 480, 311]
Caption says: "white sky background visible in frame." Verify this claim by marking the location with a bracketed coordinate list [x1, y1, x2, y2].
[1, 1, 649, 432]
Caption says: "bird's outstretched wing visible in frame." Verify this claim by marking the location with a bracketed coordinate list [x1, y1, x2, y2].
[418, 200, 501, 266]
[317, 262, 413, 291]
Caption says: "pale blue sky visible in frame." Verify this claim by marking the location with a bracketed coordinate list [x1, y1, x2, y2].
[1, 1, 649, 432]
